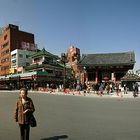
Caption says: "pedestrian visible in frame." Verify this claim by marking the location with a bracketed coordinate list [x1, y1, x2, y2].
[106, 83, 110, 94]
[110, 83, 113, 93]
[99, 83, 104, 95]
[133, 83, 139, 97]
[123, 84, 127, 94]
[14, 88, 35, 140]
[115, 83, 119, 96]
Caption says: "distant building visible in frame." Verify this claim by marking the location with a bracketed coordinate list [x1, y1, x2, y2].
[0, 24, 36, 76]
[24, 48, 65, 89]
[78, 51, 135, 85]
[136, 69, 140, 76]
[0, 48, 66, 90]
[67, 46, 80, 78]
[10, 49, 35, 73]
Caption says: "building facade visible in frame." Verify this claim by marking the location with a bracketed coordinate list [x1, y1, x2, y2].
[78, 51, 135, 85]
[0, 24, 36, 76]
[24, 48, 64, 89]
[10, 49, 35, 73]
[0, 48, 65, 90]
[66, 46, 80, 78]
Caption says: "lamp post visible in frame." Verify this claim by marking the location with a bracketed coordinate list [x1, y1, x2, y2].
[57, 53, 67, 89]
[0, 65, 7, 85]
[0, 65, 1, 84]
[4, 67, 6, 85]
[62, 53, 66, 87]
[0, 64, 1, 75]
[83, 66, 87, 89]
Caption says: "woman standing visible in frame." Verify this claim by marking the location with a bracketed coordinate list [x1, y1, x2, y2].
[14, 88, 35, 140]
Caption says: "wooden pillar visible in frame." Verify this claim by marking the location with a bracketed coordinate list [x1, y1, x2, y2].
[95, 71, 98, 83]
[86, 72, 88, 86]
[81, 72, 84, 85]
[114, 72, 116, 83]
[111, 73, 114, 81]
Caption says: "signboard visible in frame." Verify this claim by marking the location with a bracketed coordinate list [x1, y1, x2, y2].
[21, 42, 37, 51]
[9, 68, 15, 74]
[16, 66, 23, 72]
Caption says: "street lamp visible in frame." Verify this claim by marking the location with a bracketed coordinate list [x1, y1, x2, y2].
[2, 66, 7, 85]
[0, 64, 1, 75]
[83, 66, 87, 89]
[0, 65, 7, 86]
[57, 53, 67, 89]
[0, 65, 1, 84]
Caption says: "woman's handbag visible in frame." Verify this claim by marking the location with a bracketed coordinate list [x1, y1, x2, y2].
[30, 114, 37, 127]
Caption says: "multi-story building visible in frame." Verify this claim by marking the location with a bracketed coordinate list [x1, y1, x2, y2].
[10, 49, 35, 73]
[0, 24, 36, 76]
[0, 48, 66, 90]
[67, 46, 80, 78]
[25, 48, 64, 88]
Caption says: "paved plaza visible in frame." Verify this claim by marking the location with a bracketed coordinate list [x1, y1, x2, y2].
[0, 90, 140, 140]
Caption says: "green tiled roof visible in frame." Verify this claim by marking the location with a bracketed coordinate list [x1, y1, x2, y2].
[25, 63, 63, 70]
[121, 73, 140, 81]
[78, 51, 135, 66]
[30, 48, 59, 59]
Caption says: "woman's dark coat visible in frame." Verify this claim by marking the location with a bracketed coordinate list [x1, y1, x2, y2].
[14, 97, 35, 124]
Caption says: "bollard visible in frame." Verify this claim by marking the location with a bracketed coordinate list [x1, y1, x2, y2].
[98, 90, 101, 96]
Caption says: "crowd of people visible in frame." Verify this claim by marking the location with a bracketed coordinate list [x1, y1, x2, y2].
[40, 81, 139, 97]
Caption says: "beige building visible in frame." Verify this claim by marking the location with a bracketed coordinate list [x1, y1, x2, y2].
[10, 49, 35, 73]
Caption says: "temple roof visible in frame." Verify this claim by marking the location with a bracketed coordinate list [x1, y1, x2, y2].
[30, 48, 59, 59]
[121, 73, 140, 81]
[25, 63, 63, 70]
[78, 51, 135, 67]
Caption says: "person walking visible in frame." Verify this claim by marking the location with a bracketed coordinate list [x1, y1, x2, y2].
[106, 83, 110, 94]
[115, 83, 119, 96]
[123, 84, 127, 94]
[14, 88, 35, 140]
[133, 83, 139, 97]
[99, 83, 104, 95]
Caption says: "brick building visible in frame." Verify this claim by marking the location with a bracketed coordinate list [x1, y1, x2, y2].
[67, 46, 80, 78]
[0, 24, 35, 76]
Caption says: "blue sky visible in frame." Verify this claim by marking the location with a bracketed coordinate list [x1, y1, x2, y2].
[0, 0, 140, 71]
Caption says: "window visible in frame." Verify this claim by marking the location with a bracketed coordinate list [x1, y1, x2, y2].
[1, 49, 9, 56]
[2, 41, 9, 49]
[46, 69, 53, 73]
[6, 49, 9, 54]
[26, 62, 30, 66]
[44, 57, 53, 64]
[1, 57, 9, 63]
[12, 63, 16, 66]
[19, 54, 23, 58]
[11, 54, 16, 59]
[1, 51, 6, 56]
[12, 60, 16, 63]
[4, 34, 7, 40]
[26, 55, 29, 58]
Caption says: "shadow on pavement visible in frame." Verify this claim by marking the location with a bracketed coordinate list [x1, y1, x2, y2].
[41, 135, 68, 140]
